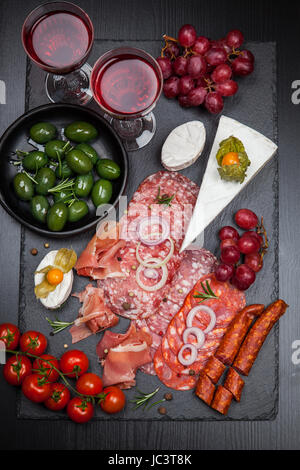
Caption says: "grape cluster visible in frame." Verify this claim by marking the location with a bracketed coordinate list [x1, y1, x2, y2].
[157, 25, 254, 114]
[215, 209, 268, 291]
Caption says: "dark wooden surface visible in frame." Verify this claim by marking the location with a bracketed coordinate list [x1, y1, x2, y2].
[0, 0, 299, 450]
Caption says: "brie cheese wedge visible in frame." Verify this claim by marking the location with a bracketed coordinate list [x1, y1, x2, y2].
[161, 120, 206, 171]
[180, 116, 277, 252]
[34, 250, 74, 309]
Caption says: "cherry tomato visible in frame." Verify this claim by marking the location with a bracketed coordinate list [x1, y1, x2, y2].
[20, 330, 47, 356]
[46, 268, 64, 286]
[44, 382, 70, 411]
[3, 355, 32, 386]
[60, 349, 89, 378]
[67, 397, 94, 423]
[100, 386, 126, 414]
[0, 323, 20, 350]
[32, 354, 60, 383]
[22, 373, 52, 403]
[76, 372, 103, 396]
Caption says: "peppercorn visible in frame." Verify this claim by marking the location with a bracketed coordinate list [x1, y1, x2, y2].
[31, 248, 38, 256]
[164, 392, 173, 401]
[158, 406, 167, 415]
[117, 257, 122, 261]
[122, 302, 131, 311]
[44, 243, 49, 248]
[189, 369, 195, 376]
[162, 297, 168, 302]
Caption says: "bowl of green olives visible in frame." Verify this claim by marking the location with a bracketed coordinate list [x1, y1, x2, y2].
[0, 104, 128, 237]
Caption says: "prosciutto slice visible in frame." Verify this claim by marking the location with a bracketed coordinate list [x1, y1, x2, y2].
[97, 324, 152, 389]
[70, 284, 119, 343]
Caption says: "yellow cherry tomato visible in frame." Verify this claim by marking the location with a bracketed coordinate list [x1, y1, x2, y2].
[221, 152, 240, 166]
[46, 268, 64, 286]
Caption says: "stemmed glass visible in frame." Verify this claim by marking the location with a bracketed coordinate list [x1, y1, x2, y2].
[22, 1, 94, 105]
[91, 47, 163, 151]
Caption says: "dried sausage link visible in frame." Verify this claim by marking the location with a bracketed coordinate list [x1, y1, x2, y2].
[195, 373, 215, 406]
[203, 355, 226, 384]
[211, 385, 233, 415]
[223, 367, 244, 402]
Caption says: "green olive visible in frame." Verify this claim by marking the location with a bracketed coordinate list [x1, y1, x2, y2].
[45, 140, 68, 160]
[35, 167, 56, 195]
[47, 202, 68, 232]
[68, 200, 89, 223]
[53, 189, 73, 204]
[91, 179, 113, 207]
[64, 121, 98, 143]
[13, 172, 34, 201]
[96, 158, 121, 180]
[30, 195, 49, 223]
[76, 143, 98, 165]
[55, 160, 74, 179]
[29, 122, 57, 144]
[74, 172, 93, 198]
[65, 148, 93, 175]
[22, 151, 48, 171]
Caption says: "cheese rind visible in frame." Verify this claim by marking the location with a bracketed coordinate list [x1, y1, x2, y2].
[161, 121, 206, 171]
[180, 116, 278, 252]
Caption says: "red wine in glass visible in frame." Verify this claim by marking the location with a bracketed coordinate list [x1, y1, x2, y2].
[92, 54, 160, 115]
[91, 48, 163, 151]
[22, 2, 94, 105]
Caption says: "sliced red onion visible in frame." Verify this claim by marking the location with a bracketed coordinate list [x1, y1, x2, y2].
[143, 268, 159, 280]
[178, 343, 198, 366]
[137, 216, 170, 246]
[136, 237, 174, 268]
[136, 258, 168, 292]
[183, 327, 205, 349]
[186, 305, 216, 333]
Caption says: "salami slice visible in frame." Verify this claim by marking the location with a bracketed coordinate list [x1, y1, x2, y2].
[203, 356, 226, 384]
[223, 367, 244, 402]
[154, 346, 197, 391]
[211, 385, 233, 415]
[195, 372, 215, 406]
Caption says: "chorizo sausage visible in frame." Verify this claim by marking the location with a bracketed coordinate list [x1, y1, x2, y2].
[195, 372, 215, 406]
[233, 299, 288, 376]
[215, 304, 265, 365]
[211, 385, 233, 415]
[223, 367, 244, 402]
[203, 355, 226, 384]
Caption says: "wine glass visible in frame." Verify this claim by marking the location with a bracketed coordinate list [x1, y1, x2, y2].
[22, 1, 94, 105]
[91, 47, 163, 151]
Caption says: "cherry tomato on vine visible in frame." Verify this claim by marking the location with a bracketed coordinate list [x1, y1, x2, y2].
[32, 354, 60, 383]
[100, 386, 126, 414]
[22, 373, 52, 403]
[67, 397, 94, 423]
[60, 350, 89, 378]
[0, 323, 20, 350]
[44, 382, 70, 411]
[3, 355, 32, 386]
[20, 330, 47, 356]
[76, 372, 103, 396]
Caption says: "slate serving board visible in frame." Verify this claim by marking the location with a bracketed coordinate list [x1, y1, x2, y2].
[17, 40, 278, 421]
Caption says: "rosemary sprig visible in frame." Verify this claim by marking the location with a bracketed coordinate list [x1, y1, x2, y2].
[155, 186, 175, 206]
[46, 317, 74, 335]
[48, 177, 75, 193]
[23, 170, 38, 184]
[193, 280, 218, 303]
[130, 387, 165, 410]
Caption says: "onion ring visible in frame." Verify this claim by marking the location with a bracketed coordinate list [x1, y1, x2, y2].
[136, 258, 168, 292]
[137, 216, 170, 246]
[186, 305, 216, 333]
[136, 237, 174, 268]
[178, 343, 198, 366]
[183, 327, 205, 349]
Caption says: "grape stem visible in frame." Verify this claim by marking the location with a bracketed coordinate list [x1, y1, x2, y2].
[257, 217, 269, 258]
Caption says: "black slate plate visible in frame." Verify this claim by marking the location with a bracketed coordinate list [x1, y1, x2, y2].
[17, 40, 278, 421]
[0, 104, 128, 237]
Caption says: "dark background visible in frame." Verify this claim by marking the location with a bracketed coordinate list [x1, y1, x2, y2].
[0, 0, 299, 450]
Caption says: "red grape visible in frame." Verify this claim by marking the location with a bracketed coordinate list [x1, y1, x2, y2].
[237, 234, 261, 254]
[178, 24, 197, 48]
[211, 64, 232, 83]
[205, 47, 227, 66]
[163, 76, 180, 98]
[179, 75, 195, 95]
[225, 30, 244, 49]
[165, 42, 180, 59]
[220, 238, 238, 250]
[243, 231, 263, 247]
[215, 80, 238, 97]
[219, 226, 239, 241]
[244, 252, 263, 273]
[173, 56, 188, 76]
[240, 50, 255, 63]
[215, 263, 235, 282]
[187, 55, 207, 78]
[187, 86, 207, 106]
[218, 38, 232, 54]
[232, 57, 254, 76]
[235, 209, 258, 230]
[156, 57, 173, 79]
[205, 92, 224, 113]
[196, 76, 209, 87]
[220, 245, 240, 265]
[192, 36, 210, 55]
[178, 95, 191, 107]
[232, 264, 256, 290]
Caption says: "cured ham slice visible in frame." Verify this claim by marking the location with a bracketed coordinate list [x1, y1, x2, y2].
[97, 324, 152, 389]
[70, 284, 119, 343]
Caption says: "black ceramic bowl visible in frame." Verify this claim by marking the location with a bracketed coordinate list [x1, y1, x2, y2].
[0, 104, 128, 237]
